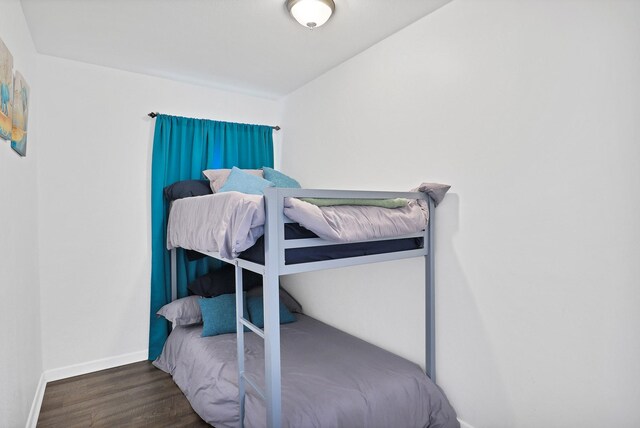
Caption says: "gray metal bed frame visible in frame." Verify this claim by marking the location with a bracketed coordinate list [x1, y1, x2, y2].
[170, 187, 436, 428]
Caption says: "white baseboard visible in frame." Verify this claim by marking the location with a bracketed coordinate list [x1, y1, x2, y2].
[459, 418, 475, 428]
[25, 372, 46, 428]
[44, 349, 148, 383]
[25, 350, 148, 428]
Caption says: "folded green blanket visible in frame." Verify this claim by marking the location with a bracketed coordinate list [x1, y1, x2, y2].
[299, 197, 409, 208]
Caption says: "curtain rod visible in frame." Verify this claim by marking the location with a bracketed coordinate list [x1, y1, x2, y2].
[147, 112, 280, 131]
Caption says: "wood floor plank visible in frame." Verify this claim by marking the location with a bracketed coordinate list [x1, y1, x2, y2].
[37, 361, 210, 427]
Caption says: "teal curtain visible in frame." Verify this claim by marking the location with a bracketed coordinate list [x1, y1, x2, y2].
[149, 114, 274, 360]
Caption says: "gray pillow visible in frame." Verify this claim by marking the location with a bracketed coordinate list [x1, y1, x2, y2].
[414, 182, 451, 207]
[247, 286, 303, 314]
[156, 295, 203, 326]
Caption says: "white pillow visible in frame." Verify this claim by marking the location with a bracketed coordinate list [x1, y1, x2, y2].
[202, 168, 264, 193]
[156, 295, 202, 326]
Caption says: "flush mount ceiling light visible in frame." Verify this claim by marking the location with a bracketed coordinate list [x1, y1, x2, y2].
[286, 0, 335, 29]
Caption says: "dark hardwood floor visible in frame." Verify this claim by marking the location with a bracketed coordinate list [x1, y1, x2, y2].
[37, 361, 210, 427]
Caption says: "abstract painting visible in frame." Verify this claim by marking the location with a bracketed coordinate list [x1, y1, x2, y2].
[11, 71, 29, 156]
[0, 37, 12, 142]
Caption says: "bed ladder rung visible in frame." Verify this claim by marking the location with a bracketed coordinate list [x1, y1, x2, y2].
[240, 372, 265, 401]
[240, 317, 265, 339]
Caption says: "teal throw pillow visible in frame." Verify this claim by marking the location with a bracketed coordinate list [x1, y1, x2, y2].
[218, 167, 275, 195]
[199, 293, 248, 337]
[246, 295, 296, 328]
[262, 167, 301, 188]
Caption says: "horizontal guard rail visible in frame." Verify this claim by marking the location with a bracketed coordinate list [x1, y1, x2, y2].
[273, 188, 429, 200]
[282, 231, 425, 250]
[279, 248, 428, 275]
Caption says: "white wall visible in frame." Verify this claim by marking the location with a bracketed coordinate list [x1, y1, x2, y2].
[0, 1, 42, 426]
[280, 1, 640, 427]
[36, 55, 280, 371]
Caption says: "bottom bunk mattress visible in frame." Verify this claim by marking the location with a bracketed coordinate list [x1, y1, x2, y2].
[153, 314, 459, 428]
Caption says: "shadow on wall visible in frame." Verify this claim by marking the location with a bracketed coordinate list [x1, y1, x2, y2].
[436, 193, 515, 426]
[279, 191, 518, 426]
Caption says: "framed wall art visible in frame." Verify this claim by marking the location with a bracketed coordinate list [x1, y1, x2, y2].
[0, 37, 13, 142]
[11, 71, 29, 156]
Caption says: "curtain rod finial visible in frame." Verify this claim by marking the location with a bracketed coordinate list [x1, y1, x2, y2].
[148, 112, 159, 118]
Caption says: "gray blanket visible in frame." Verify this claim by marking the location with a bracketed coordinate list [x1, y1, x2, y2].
[153, 315, 459, 428]
[167, 192, 265, 259]
[283, 197, 427, 242]
[166, 186, 446, 259]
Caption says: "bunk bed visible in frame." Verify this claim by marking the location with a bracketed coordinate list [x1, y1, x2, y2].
[154, 184, 457, 428]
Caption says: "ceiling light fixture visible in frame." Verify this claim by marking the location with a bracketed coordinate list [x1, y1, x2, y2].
[286, 0, 335, 29]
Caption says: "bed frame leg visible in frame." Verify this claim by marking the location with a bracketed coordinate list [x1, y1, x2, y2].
[425, 198, 436, 383]
[170, 248, 177, 302]
[235, 264, 246, 427]
[263, 187, 282, 428]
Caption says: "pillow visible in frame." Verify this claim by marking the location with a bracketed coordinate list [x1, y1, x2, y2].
[156, 295, 202, 326]
[262, 167, 301, 189]
[188, 264, 263, 297]
[414, 182, 451, 207]
[246, 295, 296, 328]
[199, 293, 248, 337]
[202, 168, 264, 193]
[218, 167, 275, 195]
[163, 180, 212, 202]
[247, 286, 303, 314]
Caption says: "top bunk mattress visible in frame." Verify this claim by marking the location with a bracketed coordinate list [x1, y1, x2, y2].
[153, 314, 459, 428]
[166, 191, 429, 260]
[238, 223, 423, 265]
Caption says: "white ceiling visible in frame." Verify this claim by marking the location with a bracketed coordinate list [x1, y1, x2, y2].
[20, 0, 451, 99]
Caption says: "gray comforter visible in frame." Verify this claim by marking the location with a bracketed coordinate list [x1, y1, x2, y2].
[166, 192, 431, 259]
[153, 315, 459, 428]
[166, 192, 265, 259]
[283, 197, 428, 243]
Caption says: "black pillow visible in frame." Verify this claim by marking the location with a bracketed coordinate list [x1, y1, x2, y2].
[188, 264, 263, 297]
[164, 179, 212, 202]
